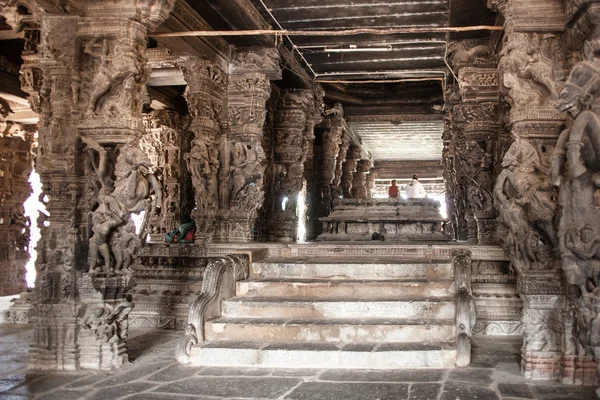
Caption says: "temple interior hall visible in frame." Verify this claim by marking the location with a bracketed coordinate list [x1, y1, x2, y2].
[1, 0, 600, 399]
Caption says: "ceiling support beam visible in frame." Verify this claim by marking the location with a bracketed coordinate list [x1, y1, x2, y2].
[150, 25, 503, 38]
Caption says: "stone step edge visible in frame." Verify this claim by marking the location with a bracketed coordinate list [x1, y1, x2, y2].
[189, 341, 457, 369]
[225, 296, 456, 304]
[252, 260, 453, 265]
[209, 317, 456, 326]
[239, 278, 454, 284]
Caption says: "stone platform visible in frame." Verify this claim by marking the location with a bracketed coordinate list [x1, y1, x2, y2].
[0, 324, 597, 400]
[317, 198, 449, 241]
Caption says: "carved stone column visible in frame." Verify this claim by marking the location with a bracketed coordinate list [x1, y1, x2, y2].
[301, 87, 324, 241]
[179, 58, 226, 240]
[9, 0, 175, 371]
[333, 132, 351, 199]
[0, 123, 33, 296]
[350, 159, 373, 200]
[365, 168, 377, 199]
[142, 110, 187, 240]
[341, 145, 361, 198]
[454, 66, 501, 245]
[443, 86, 462, 241]
[518, 272, 565, 380]
[269, 89, 314, 242]
[254, 85, 280, 241]
[219, 47, 281, 242]
[310, 103, 344, 238]
[551, 0, 600, 390]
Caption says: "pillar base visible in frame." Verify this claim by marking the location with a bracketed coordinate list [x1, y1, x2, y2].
[521, 351, 562, 380]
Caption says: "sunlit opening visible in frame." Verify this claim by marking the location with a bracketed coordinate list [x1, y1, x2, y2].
[23, 169, 46, 288]
[130, 211, 145, 235]
[296, 190, 307, 243]
[281, 196, 289, 211]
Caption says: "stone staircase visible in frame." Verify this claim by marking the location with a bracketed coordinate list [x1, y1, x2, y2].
[187, 257, 459, 369]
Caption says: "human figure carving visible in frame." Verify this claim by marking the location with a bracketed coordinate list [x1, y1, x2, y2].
[114, 137, 162, 214]
[185, 139, 215, 213]
[89, 186, 125, 273]
[230, 142, 265, 206]
[112, 219, 141, 273]
[552, 53, 600, 290]
[84, 136, 160, 273]
[499, 33, 561, 106]
[494, 138, 557, 269]
[84, 38, 146, 115]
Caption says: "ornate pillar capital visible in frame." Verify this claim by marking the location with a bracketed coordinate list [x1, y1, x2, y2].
[229, 47, 282, 80]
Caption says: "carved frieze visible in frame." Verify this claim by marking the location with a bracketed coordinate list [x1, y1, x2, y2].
[448, 40, 494, 69]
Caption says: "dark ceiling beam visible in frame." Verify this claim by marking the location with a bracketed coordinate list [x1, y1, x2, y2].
[157, 0, 231, 61]
[346, 114, 444, 123]
[374, 160, 443, 180]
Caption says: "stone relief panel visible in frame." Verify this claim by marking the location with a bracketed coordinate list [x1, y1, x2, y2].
[494, 137, 558, 272]
[499, 33, 564, 116]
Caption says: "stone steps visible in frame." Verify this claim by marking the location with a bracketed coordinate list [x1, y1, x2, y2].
[251, 260, 453, 280]
[237, 278, 452, 299]
[187, 256, 458, 368]
[222, 296, 455, 320]
[190, 340, 457, 369]
[206, 317, 456, 343]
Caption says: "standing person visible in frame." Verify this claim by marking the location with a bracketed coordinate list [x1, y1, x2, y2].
[406, 174, 427, 199]
[388, 180, 400, 198]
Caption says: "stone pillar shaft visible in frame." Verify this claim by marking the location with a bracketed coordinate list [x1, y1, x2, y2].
[219, 47, 281, 242]
[15, 0, 176, 371]
[269, 89, 314, 242]
[179, 58, 226, 240]
[341, 145, 361, 198]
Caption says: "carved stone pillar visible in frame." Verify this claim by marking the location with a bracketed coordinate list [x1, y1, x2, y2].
[351, 159, 373, 200]
[269, 89, 314, 242]
[442, 85, 463, 241]
[456, 67, 500, 244]
[11, 0, 176, 371]
[366, 168, 377, 199]
[341, 145, 361, 198]
[255, 85, 280, 241]
[301, 87, 324, 241]
[219, 47, 281, 242]
[142, 110, 187, 240]
[310, 103, 344, 238]
[179, 58, 226, 240]
[551, 0, 600, 390]
[0, 124, 33, 296]
[518, 272, 565, 380]
[333, 132, 351, 198]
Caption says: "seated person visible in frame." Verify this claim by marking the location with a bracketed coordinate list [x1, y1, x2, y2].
[388, 180, 399, 198]
[164, 220, 197, 243]
[406, 174, 427, 199]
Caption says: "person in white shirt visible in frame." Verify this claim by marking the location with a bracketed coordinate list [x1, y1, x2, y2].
[405, 174, 427, 199]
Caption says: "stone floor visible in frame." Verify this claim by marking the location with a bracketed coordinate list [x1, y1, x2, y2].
[0, 325, 597, 400]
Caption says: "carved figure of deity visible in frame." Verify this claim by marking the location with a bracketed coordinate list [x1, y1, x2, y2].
[111, 219, 141, 273]
[113, 138, 162, 214]
[230, 142, 266, 212]
[81, 296, 135, 343]
[185, 139, 217, 214]
[494, 137, 557, 270]
[499, 33, 562, 108]
[84, 38, 147, 115]
[84, 137, 160, 274]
